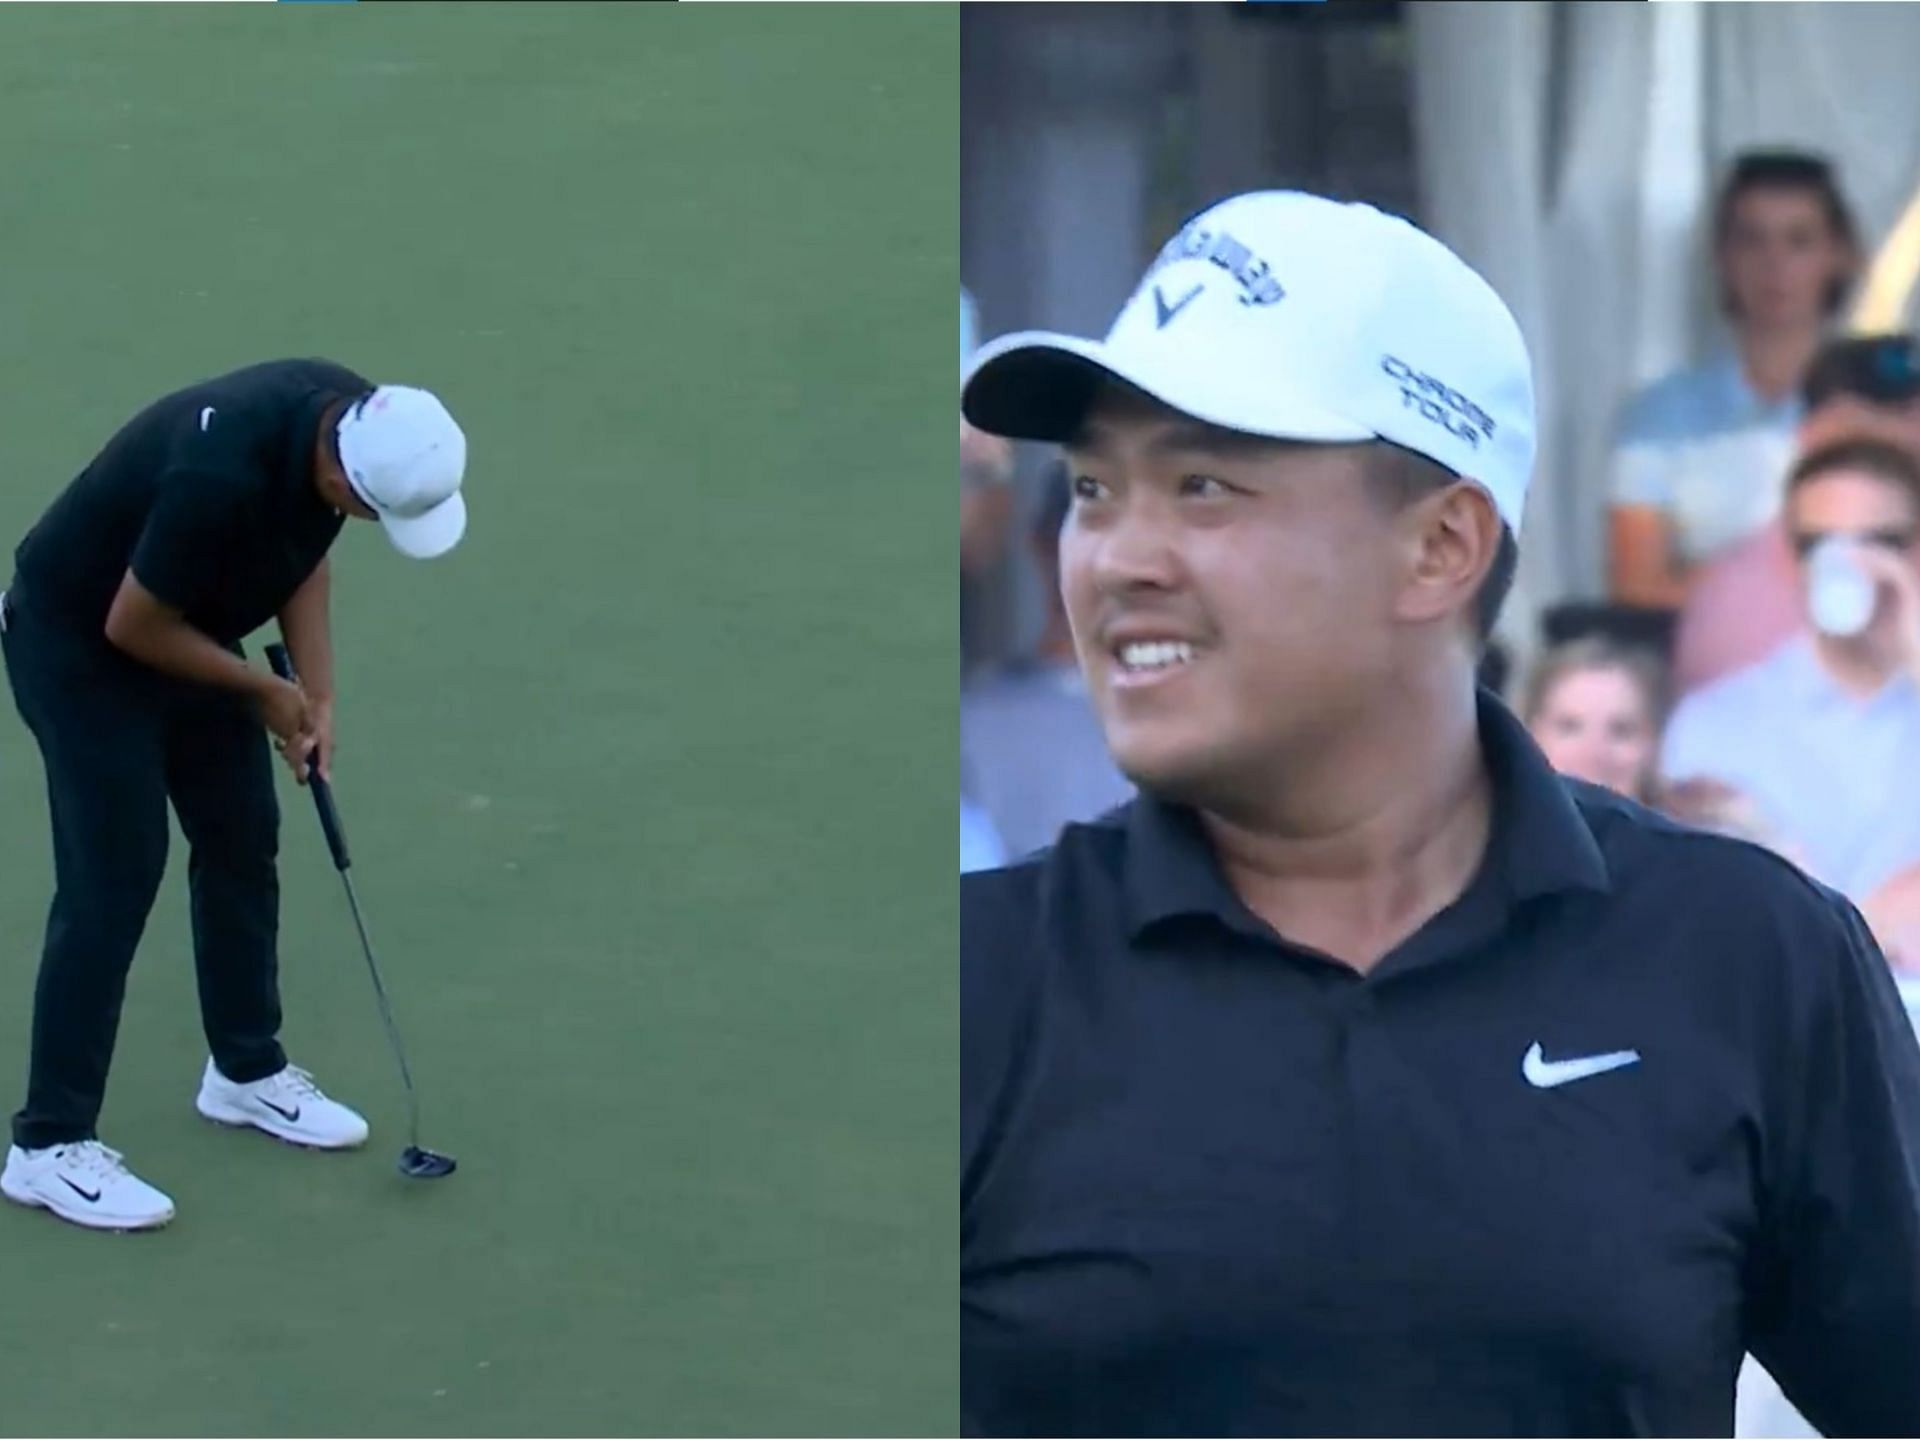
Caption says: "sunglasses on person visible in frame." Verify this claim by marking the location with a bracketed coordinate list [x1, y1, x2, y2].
[1789, 526, 1920, 559]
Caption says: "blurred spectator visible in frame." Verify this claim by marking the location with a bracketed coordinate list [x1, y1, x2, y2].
[1667, 519, 1800, 697]
[1660, 775, 1804, 859]
[1607, 151, 1859, 611]
[1661, 439, 1920, 901]
[1520, 637, 1667, 804]
[961, 420, 1014, 574]
[1864, 858, 1920, 972]
[961, 287, 1015, 596]
[961, 463, 1133, 859]
[1800, 332, 1920, 452]
[962, 793, 1008, 874]
[1515, 636, 1799, 857]
[1673, 333, 1920, 695]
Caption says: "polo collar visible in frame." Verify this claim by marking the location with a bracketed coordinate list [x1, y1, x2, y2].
[1122, 689, 1612, 944]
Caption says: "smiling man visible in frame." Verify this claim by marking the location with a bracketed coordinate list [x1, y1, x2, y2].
[959, 191, 1920, 1437]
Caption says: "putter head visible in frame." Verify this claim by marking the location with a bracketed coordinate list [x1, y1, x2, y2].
[399, 1145, 456, 1179]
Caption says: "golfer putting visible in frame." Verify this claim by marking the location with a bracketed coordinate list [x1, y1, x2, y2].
[0, 359, 467, 1231]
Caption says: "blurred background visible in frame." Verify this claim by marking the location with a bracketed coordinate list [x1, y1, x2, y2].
[959, 6, 1920, 1430]
[962, 0, 1920, 665]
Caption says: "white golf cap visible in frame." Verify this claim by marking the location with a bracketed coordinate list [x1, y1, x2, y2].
[334, 385, 469, 559]
[962, 190, 1537, 533]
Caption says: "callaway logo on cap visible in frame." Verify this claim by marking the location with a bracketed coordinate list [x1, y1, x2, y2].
[335, 385, 469, 559]
[961, 190, 1537, 535]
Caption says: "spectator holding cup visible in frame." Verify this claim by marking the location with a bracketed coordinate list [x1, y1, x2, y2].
[1674, 332, 1920, 695]
[1661, 438, 1920, 903]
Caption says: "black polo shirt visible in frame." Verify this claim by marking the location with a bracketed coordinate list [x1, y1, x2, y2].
[962, 693, 1920, 1437]
[13, 358, 369, 647]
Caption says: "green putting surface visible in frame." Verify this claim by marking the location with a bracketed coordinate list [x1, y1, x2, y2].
[0, 5, 956, 1434]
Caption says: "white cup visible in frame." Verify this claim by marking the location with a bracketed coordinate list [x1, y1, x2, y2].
[1806, 536, 1878, 638]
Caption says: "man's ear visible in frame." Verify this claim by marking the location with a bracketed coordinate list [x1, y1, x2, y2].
[1392, 482, 1502, 628]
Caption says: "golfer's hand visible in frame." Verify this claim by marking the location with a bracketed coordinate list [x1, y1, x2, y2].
[278, 705, 334, 787]
[259, 675, 312, 750]
[302, 698, 335, 786]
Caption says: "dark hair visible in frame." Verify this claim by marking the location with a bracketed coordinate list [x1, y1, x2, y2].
[1362, 444, 1518, 643]
[1787, 439, 1920, 510]
[1803, 333, 1920, 409]
[1714, 149, 1858, 316]
[1520, 637, 1670, 735]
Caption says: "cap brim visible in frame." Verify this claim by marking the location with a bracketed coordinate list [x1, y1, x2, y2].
[962, 330, 1373, 448]
[380, 491, 467, 560]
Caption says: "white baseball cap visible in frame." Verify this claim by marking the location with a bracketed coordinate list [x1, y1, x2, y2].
[334, 385, 469, 559]
[962, 190, 1537, 534]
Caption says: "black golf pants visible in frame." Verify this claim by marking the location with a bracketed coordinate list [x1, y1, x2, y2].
[4, 590, 285, 1151]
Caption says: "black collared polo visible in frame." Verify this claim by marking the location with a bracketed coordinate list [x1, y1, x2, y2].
[962, 693, 1920, 1438]
[14, 358, 370, 646]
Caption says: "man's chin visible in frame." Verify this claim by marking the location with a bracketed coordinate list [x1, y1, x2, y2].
[1110, 735, 1238, 810]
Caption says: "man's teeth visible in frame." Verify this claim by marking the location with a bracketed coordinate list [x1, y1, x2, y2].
[1119, 640, 1195, 671]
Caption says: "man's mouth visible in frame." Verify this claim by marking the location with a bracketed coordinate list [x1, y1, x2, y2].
[1110, 638, 1198, 686]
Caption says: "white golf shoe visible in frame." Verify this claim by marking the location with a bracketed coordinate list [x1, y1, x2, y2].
[1, 1140, 176, 1231]
[195, 1060, 369, 1150]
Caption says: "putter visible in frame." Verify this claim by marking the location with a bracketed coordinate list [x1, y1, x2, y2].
[266, 643, 456, 1180]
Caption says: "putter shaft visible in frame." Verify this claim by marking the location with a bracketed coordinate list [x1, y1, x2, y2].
[338, 868, 423, 1150]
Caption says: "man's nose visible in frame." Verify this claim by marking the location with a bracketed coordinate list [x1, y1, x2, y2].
[1087, 501, 1183, 594]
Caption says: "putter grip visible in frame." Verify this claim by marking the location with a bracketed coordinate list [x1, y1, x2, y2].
[264, 642, 351, 871]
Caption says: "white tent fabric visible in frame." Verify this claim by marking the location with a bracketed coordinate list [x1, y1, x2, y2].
[1411, 1, 1920, 670]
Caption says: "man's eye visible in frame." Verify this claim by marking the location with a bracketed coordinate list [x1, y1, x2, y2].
[1180, 474, 1232, 498]
[1071, 475, 1110, 502]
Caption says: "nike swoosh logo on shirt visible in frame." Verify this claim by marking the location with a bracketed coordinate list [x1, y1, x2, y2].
[199, 406, 216, 432]
[1522, 1041, 1641, 1089]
